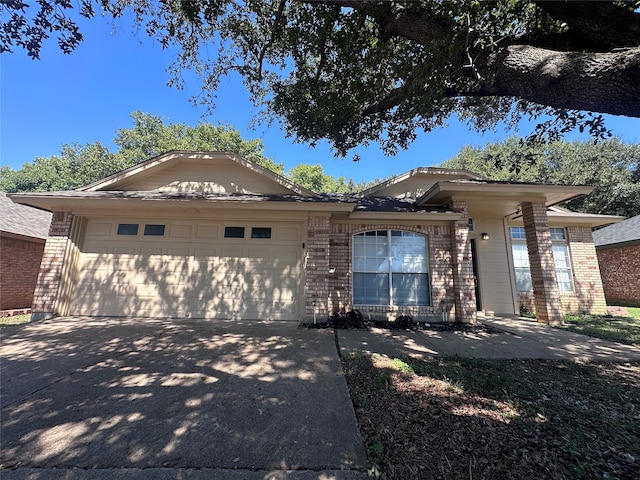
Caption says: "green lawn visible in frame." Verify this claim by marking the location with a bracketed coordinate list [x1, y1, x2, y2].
[626, 306, 640, 319]
[0, 314, 30, 327]
[558, 311, 640, 345]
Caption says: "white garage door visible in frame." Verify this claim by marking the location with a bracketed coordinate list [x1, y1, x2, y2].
[71, 219, 304, 320]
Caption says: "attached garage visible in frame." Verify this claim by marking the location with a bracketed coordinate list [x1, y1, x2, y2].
[72, 217, 305, 320]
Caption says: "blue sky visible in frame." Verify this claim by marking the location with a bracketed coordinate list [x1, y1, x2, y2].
[2, 13, 639, 184]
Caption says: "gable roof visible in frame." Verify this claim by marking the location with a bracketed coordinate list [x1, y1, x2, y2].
[361, 167, 483, 198]
[0, 192, 52, 239]
[79, 150, 319, 197]
[593, 215, 640, 247]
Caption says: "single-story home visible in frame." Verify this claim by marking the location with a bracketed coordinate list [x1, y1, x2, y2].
[0, 192, 53, 312]
[593, 215, 640, 307]
[8, 151, 621, 325]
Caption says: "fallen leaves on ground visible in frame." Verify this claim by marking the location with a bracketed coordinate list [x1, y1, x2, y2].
[342, 353, 640, 480]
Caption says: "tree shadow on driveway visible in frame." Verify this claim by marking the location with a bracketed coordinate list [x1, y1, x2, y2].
[1, 317, 366, 472]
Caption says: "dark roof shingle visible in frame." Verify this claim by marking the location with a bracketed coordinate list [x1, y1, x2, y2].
[593, 215, 640, 247]
[0, 192, 52, 239]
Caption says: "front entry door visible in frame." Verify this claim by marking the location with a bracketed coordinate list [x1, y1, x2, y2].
[470, 239, 482, 311]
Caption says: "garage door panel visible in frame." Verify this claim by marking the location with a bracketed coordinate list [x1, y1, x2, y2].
[196, 225, 219, 239]
[72, 219, 304, 320]
[169, 225, 193, 238]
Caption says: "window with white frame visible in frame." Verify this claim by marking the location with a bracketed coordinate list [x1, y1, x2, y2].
[510, 227, 574, 292]
[352, 230, 430, 306]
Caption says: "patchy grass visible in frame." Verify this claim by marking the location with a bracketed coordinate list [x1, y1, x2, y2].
[0, 314, 30, 327]
[343, 353, 640, 480]
[559, 314, 640, 345]
[626, 307, 640, 319]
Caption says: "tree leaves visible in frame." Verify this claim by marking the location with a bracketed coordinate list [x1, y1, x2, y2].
[443, 137, 640, 217]
[0, 110, 373, 193]
[3, 1, 639, 157]
[0, 0, 95, 59]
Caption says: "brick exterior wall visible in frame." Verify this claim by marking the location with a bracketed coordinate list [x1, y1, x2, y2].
[304, 215, 331, 319]
[566, 226, 607, 314]
[597, 244, 640, 306]
[517, 226, 608, 316]
[0, 234, 46, 310]
[31, 211, 74, 320]
[448, 199, 477, 323]
[321, 222, 460, 323]
[521, 202, 562, 325]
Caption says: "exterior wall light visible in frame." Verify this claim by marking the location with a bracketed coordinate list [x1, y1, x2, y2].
[481, 232, 490, 240]
[328, 267, 336, 274]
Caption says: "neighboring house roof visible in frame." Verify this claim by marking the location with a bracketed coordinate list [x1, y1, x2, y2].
[593, 215, 640, 248]
[0, 192, 52, 239]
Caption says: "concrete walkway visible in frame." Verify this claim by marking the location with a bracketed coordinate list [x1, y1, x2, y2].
[337, 315, 640, 362]
[1, 317, 368, 480]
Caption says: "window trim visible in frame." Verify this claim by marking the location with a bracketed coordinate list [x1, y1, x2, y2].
[251, 227, 272, 239]
[224, 226, 245, 239]
[143, 224, 166, 236]
[117, 223, 139, 236]
[352, 229, 430, 307]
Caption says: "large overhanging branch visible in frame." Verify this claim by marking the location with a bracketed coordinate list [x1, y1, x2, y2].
[480, 45, 640, 117]
[359, 44, 640, 120]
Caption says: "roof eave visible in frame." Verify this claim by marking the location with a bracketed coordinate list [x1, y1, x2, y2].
[348, 211, 463, 221]
[8, 192, 357, 213]
[417, 182, 594, 207]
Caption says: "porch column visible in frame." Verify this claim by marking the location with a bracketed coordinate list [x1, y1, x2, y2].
[449, 199, 477, 323]
[304, 214, 331, 322]
[521, 202, 563, 325]
[31, 211, 74, 322]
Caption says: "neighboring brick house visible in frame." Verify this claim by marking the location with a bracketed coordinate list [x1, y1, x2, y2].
[0, 192, 52, 311]
[8, 151, 621, 326]
[593, 215, 640, 306]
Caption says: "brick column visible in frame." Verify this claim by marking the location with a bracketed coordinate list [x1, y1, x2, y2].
[304, 215, 331, 322]
[31, 211, 74, 321]
[449, 199, 477, 323]
[521, 202, 562, 325]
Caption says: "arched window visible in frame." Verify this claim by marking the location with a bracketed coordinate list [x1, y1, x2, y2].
[352, 230, 430, 306]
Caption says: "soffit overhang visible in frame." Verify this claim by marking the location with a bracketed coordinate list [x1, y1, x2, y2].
[509, 210, 624, 228]
[418, 181, 594, 206]
[417, 181, 594, 217]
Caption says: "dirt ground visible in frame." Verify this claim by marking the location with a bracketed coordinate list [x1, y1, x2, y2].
[342, 353, 640, 480]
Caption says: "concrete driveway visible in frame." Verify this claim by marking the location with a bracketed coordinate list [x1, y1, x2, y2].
[0, 317, 368, 480]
